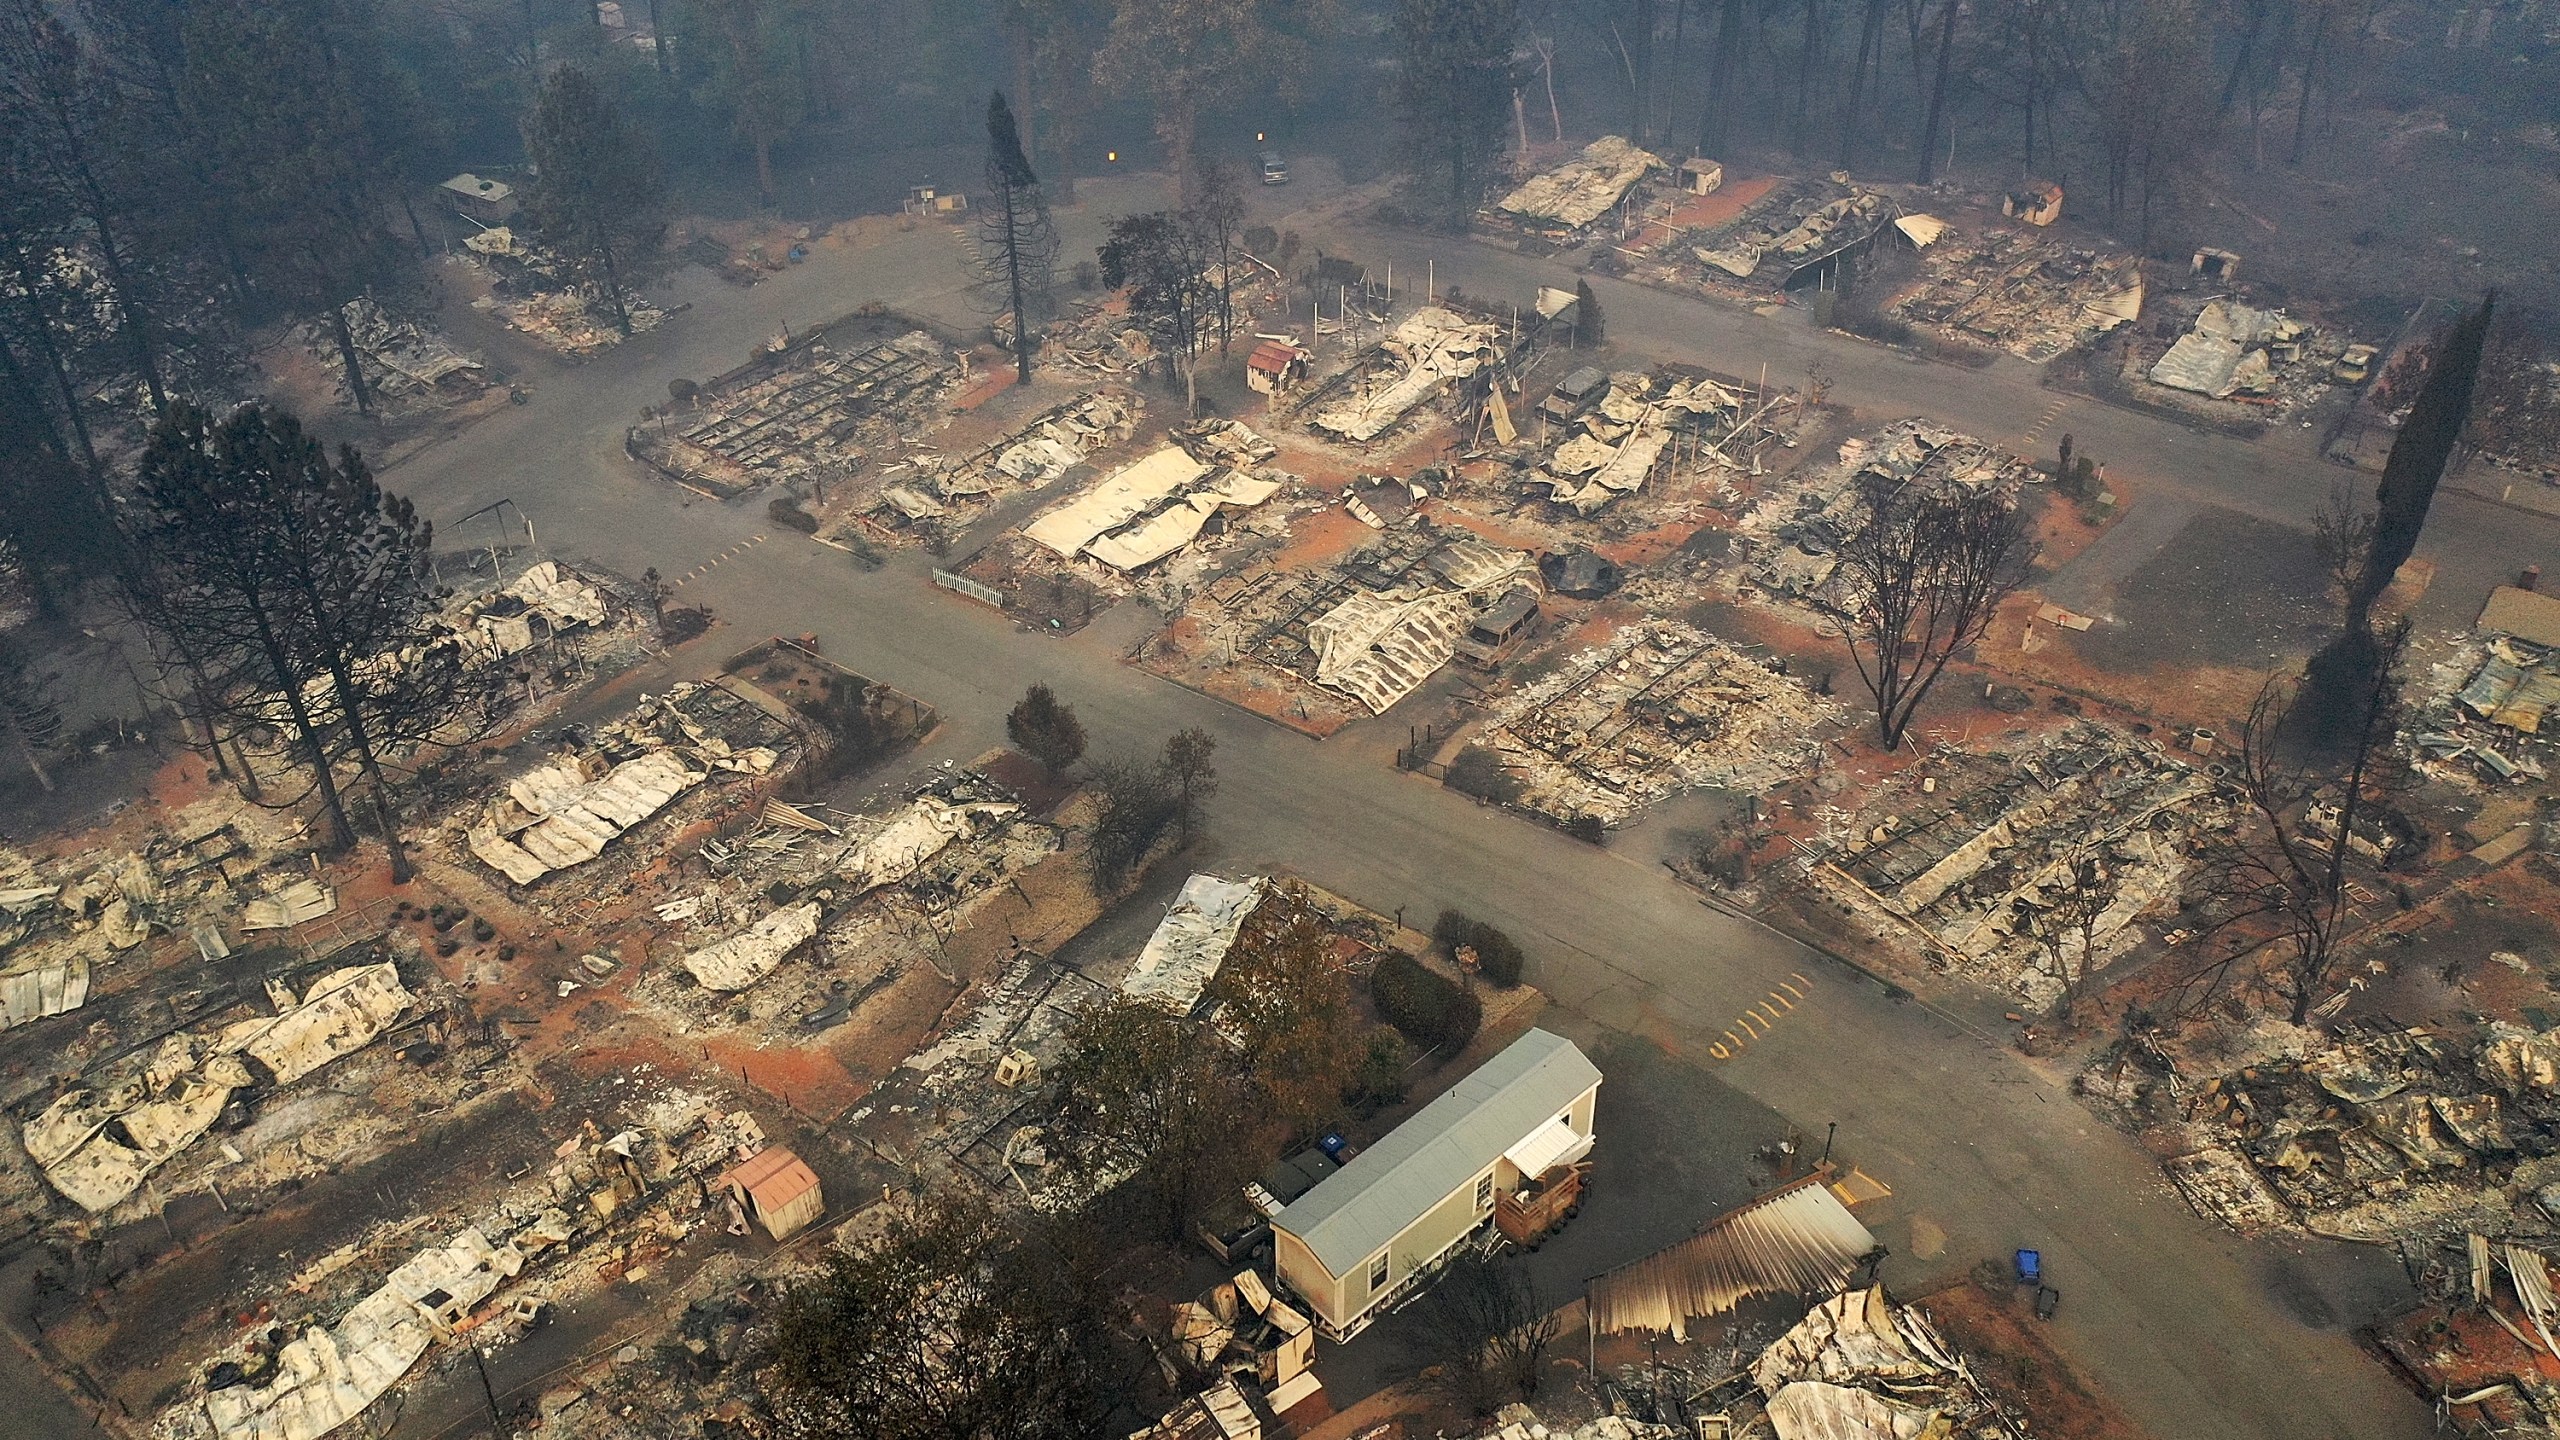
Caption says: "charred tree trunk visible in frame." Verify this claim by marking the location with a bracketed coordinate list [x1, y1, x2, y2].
[326, 295, 374, 416]
[1839, 0, 1888, 167]
[1697, 0, 1746, 159]
[1914, 0, 1958, 182]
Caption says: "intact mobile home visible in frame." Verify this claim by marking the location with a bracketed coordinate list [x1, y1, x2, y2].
[1272, 1029, 1600, 1340]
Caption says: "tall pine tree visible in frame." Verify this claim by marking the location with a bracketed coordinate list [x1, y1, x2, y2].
[522, 65, 666, 336]
[974, 90, 1057, 384]
[1392, 0, 1519, 230]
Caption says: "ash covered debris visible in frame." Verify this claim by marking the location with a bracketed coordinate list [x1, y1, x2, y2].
[1022, 442, 1283, 573]
[631, 767, 1057, 1036]
[300, 298, 485, 413]
[21, 960, 412, 1212]
[1808, 722, 2210, 1008]
[2408, 586, 2560, 787]
[1305, 305, 1509, 444]
[1477, 619, 1840, 828]
[1524, 365, 1804, 516]
[156, 1092, 767, 1440]
[632, 325, 959, 499]
[1885, 226, 2146, 361]
[1741, 420, 2035, 603]
[856, 389, 1140, 545]
[2163, 1017, 2560, 1247]
[1496, 135, 1664, 233]
[1463, 1284, 2042, 1440]
[1307, 534, 1536, 714]
[465, 681, 791, 888]
[1691, 185, 1895, 287]
[460, 225, 670, 355]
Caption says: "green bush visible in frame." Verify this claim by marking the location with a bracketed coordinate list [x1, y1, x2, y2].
[1433, 910, 1525, 989]
[1341, 1030, 1408, 1117]
[1370, 953, 1481, 1055]
[1431, 909, 1472, 951]
[1469, 925, 1525, 989]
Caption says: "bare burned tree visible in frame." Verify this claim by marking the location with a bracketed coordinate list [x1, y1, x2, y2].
[1400, 1250, 1558, 1415]
[2310, 481, 2376, 604]
[1814, 477, 2036, 750]
[2031, 845, 2111, 1014]
[2177, 628, 2405, 1025]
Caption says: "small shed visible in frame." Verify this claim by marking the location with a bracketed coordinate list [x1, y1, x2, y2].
[439, 173, 516, 223]
[1675, 157, 1725, 195]
[718, 1146, 824, 1241]
[2002, 182, 2062, 226]
[1245, 340, 1308, 395]
[903, 184, 969, 217]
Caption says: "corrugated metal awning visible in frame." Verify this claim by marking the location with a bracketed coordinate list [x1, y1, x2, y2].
[1504, 1116, 1590, 1178]
[1587, 1174, 1879, 1340]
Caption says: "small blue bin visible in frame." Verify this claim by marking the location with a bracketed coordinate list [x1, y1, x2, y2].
[2015, 1248, 2042, 1284]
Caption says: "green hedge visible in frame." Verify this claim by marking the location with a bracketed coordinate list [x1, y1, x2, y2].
[1430, 910, 1525, 989]
[1370, 953, 1482, 1055]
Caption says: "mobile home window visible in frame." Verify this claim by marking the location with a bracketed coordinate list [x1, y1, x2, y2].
[1368, 1251, 1390, 1291]
[1475, 1173, 1495, 1211]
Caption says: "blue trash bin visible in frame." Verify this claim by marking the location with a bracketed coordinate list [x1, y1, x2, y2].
[2015, 1248, 2042, 1284]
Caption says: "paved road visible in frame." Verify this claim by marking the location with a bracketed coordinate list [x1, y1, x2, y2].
[292, 176, 2521, 1438]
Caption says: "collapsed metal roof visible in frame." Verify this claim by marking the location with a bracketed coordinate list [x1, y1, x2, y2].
[1587, 1173, 1878, 1339]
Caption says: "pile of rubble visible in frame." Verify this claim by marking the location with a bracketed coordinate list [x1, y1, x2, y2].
[1471, 1285, 2038, 1440]
[21, 960, 412, 1214]
[633, 772, 1060, 1037]
[155, 1089, 770, 1440]
[632, 327, 959, 499]
[1807, 723, 2209, 1007]
[1303, 306, 1507, 444]
[1691, 185, 1894, 289]
[2409, 587, 2560, 788]
[2146, 298, 2311, 400]
[461, 226, 668, 355]
[304, 298, 485, 411]
[1741, 420, 2034, 604]
[856, 390, 1141, 543]
[2166, 1018, 2560, 1244]
[1886, 227, 2146, 360]
[1148, 514, 1540, 728]
[1022, 440, 1285, 574]
[441, 558, 615, 663]
[1478, 619, 1840, 828]
[464, 681, 794, 889]
[1496, 136, 1664, 233]
[1526, 368, 1802, 515]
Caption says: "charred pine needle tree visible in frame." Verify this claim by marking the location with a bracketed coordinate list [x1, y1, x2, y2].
[130, 404, 497, 880]
[1814, 476, 2035, 750]
[975, 90, 1057, 384]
